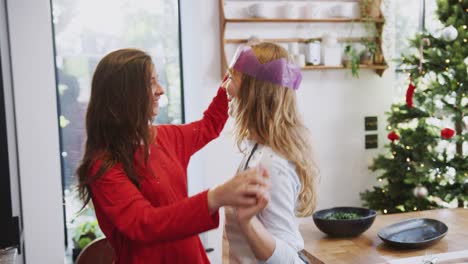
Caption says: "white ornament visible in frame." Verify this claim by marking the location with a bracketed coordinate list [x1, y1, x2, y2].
[413, 185, 429, 198]
[399, 118, 419, 130]
[446, 143, 456, 162]
[428, 169, 437, 181]
[429, 196, 458, 208]
[446, 167, 456, 178]
[437, 74, 446, 85]
[462, 97, 468, 108]
[433, 109, 448, 119]
[440, 25, 458, 42]
[448, 198, 458, 209]
[408, 118, 418, 129]
[425, 117, 442, 127]
[447, 167, 456, 178]
[464, 56, 468, 66]
[444, 167, 456, 185]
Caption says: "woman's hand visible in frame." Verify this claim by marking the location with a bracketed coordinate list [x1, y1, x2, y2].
[235, 187, 270, 225]
[207, 166, 270, 214]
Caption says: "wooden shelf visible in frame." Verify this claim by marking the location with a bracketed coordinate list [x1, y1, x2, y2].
[218, 0, 387, 78]
[302, 64, 388, 70]
[225, 37, 377, 44]
[300, 65, 388, 76]
[225, 18, 385, 23]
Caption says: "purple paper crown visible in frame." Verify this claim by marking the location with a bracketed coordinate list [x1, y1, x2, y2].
[229, 45, 302, 90]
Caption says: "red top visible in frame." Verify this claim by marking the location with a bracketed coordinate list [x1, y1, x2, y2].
[89, 88, 228, 264]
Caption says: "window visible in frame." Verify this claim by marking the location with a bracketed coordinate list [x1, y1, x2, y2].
[50, 0, 183, 260]
[394, 0, 443, 95]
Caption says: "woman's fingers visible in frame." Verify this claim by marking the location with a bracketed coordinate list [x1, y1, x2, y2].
[238, 196, 267, 208]
[241, 183, 269, 196]
[242, 170, 269, 187]
[238, 184, 270, 206]
[223, 167, 271, 208]
[238, 196, 257, 206]
[260, 166, 270, 180]
[254, 188, 269, 204]
[242, 184, 261, 196]
[258, 188, 269, 199]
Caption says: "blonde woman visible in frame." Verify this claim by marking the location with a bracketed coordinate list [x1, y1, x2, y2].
[222, 42, 317, 263]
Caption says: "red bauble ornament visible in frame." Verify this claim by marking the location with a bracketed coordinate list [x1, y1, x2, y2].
[441, 128, 455, 139]
[387, 131, 400, 142]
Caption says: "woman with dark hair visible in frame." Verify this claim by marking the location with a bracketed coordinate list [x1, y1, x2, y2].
[77, 48, 269, 264]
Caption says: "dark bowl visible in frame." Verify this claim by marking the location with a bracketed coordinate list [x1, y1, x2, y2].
[313, 206, 377, 237]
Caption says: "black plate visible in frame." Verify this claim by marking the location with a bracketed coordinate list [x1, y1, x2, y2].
[378, 218, 448, 249]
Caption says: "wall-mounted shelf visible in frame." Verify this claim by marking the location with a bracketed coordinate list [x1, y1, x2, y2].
[225, 18, 385, 23]
[302, 64, 388, 70]
[219, 0, 388, 78]
[302, 64, 388, 76]
[225, 37, 378, 44]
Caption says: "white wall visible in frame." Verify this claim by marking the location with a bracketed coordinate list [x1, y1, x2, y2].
[180, 1, 396, 263]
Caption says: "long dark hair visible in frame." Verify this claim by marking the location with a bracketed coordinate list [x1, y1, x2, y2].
[77, 48, 155, 207]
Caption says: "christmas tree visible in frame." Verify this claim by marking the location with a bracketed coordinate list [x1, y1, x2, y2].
[361, 0, 467, 214]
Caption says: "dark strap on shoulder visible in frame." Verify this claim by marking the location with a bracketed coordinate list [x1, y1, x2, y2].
[243, 143, 259, 171]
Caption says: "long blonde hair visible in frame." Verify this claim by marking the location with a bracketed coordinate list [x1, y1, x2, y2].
[232, 42, 317, 217]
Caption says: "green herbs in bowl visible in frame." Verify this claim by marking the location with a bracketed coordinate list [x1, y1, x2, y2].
[313, 207, 376, 237]
[325, 212, 362, 220]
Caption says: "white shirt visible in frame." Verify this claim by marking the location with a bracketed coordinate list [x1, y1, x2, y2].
[224, 142, 305, 264]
